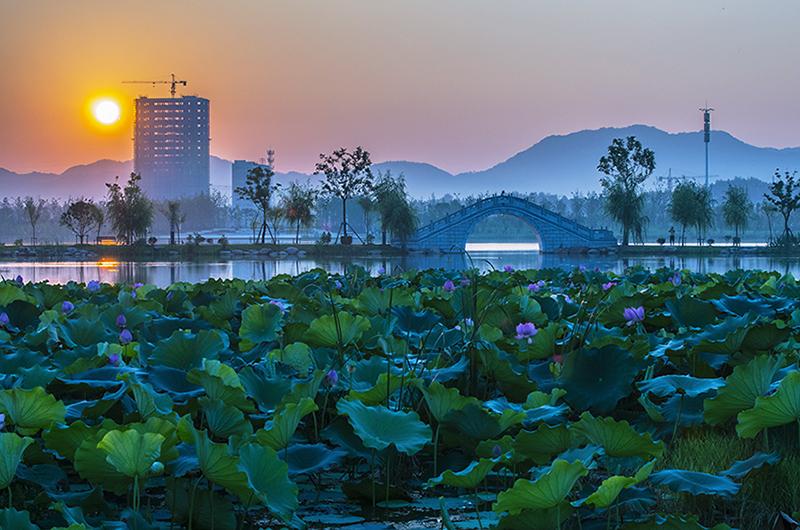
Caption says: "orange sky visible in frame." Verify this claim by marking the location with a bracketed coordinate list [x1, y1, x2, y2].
[2, 0, 800, 175]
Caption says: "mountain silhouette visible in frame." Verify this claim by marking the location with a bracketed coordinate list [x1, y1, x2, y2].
[2, 125, 798, 200]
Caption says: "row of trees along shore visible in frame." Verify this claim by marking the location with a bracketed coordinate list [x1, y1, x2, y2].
[3, 140, 800, 248]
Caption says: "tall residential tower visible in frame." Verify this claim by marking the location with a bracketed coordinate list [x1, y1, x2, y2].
[133, 95, 210, 199]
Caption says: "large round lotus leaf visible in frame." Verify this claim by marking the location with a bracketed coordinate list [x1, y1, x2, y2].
[238, 443, 299, 520]
[493, 459, 588, 514]
[736, 370, 800, 438]
[649, 469, 740, 497]
[255, 397, 318, 450]
[420, 381, 480, 423]
[238, 302, 282, 349]
[712, 294, 786, 317]
[0, 508, 39, 530]
[573, 460, 655, 509]
[704, 354, 784, 425]
[356, 287, 414, 315]
[238, 366, 292, 411]
[269, 342, 313, 373]
[664, 297, 717, 328]
[560, 345, 642, 414]
[336, 399, 431, 456]
[0, 432, 33, 489]
[571, 413, 664, 459]
[391, 306, 441, 335]
[58, 318, 113, 348]
[637, 375, 724, 398]
[0, 284, 31, 306]
[15, 463, 67, 491]
[176, 416, 251, 500]
[187, 359, 254, 412]
[516, 323, 562, 361]
[148, 329, 228, 369]
[306, 312, 370, 348]
[348, 372, 412, 406]
[427, 458, 495, 490]
[0, 387, 66, 435]
[441, 404, 507, 441]
[514, 424, 574, 466]
[200, 397, 252, 439]
[74, 431, 132, 495]
[721, 451, 780, 479]
[283, 443, 347, 475]
[97, 429, 165, 479]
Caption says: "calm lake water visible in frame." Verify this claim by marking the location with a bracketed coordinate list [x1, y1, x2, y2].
[1, 244, 799, 287]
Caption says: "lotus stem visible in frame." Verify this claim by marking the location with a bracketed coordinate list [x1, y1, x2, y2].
[188, 476, 202, 530]
[433, 424, 441, 477]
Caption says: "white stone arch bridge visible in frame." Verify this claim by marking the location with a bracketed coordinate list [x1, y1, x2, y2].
[396, 195, 617, 253]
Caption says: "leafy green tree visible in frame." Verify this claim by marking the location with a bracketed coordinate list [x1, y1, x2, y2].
[105, 173, 154, 244]
[597, 136, 655, 246]
[160, 200, 183, 245]
[22, 197, 46, 245]
[763, 169, 800, 242]
[314, 147, 373, 244]
[60, 199, 103, 244]
[357, 194, 375, 241]
[281, 182, 316, 244]
[693, 184, 714, 245]
[235, 153, 280, 244]
[374, 171, 417, 246]
[721, 185, 752, 243]
[669, 182, 696, 246]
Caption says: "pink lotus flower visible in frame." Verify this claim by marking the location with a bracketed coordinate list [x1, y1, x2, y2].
[442, 280, 456, 292]
[528, 280, 545, 292]
[623, 306, 645, 326]
[602, 281, 617, 291]
[515, 322, 538, 343]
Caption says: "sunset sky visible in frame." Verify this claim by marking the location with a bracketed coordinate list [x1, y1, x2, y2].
[2, 0, 799, 175]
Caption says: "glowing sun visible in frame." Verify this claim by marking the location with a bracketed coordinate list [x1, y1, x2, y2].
[92, 99, 121, 125]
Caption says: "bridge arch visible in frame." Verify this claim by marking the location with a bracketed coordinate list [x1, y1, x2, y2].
[399, 195, 617, 253]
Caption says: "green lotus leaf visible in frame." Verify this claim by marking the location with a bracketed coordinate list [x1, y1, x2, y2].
[0, 284, 31, 306]
[42, 421, 97, 461]
[442, 404, 521, 441]
[0, 432, 33, 489]
[721, 451, 780, 479]
[200, 397, 253, 439]
[0, 508, 39, 530]
[269, 342, 314, 373]
[149, 329, 228, 369]
[349, 372, 415, 406]
[126, 376, 174, 418]
[284, 443, 347, 475]
[74, 429, 133, 495]
[574, 459, 655, 508]
[649, 469, 740, 497]
[516, 322, 562, 361]
[665, 297, 717, 328]
[391, 306, 441, 335]
[238, 443, 299, 521]
[571, 412, 664, 459]
[560, 345, 642, 414]
[239, 302, 282, 350]
[306, 312, 370, 348]
[187, 359, 254, 412]
[427, 458, 495, 490]
[514, 424, 574, 465]
[355, 286, 413, 315]
[176, 415, 250, 500]
[420, 381, 480, 423]
[736, 370, 800, 438]
[704, 354, 784, 425]
[493, 459, 588, 514]
[523, 388, 567, 409]
[337, 399, 431, 455]
[97, 429, 165, 478]
[255, 397, 318, 450]
[58, 318, 113, 348]
[638, 375, 724, 398]
[0, 387, 66, 434]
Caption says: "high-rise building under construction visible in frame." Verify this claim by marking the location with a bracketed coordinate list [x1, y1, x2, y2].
[133, 95, 210, 199]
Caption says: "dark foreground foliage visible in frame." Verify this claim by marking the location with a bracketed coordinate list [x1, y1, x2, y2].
[0, 266, 798, 529]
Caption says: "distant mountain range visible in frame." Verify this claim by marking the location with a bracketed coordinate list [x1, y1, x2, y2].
[3, 124, 799, 200]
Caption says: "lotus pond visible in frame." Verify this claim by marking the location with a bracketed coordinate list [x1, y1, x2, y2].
[0, 266, 798, 529]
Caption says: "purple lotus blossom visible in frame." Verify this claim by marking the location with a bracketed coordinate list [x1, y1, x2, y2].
[515, 322, 538, 343]
[0, 312, 8, 328]
[108, 353, 120, 366]
[503, 265, 515, 273]
[377, 266, 386, 275]
[0, 413, 5, 431]
[14, 275, 23, 285]
[87, 280, 101, 292]
[334, 280, 343, 289]
[528, 280, 545, 292]
[623, 306, 645, 326]
[460, 277, 471, 287]
[602, 281, 617, 291]
[325, 369, 339, 386]
[133, 282, 144, 289]
[442, 280, 456, 292]
[670, 272, 682, 286]
[115, 314, 127, 328]
[130, 290, 137, 299]
[119, 329, 133, 345]
[61, 301, 74, 314]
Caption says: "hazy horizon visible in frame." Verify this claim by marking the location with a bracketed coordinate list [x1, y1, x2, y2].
[3, 1, 800, 176]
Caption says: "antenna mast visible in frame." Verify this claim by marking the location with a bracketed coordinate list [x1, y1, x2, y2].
[699, 105, 714, 188]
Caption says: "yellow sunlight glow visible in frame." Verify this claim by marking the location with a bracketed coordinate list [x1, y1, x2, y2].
[92, 98, 121, 125]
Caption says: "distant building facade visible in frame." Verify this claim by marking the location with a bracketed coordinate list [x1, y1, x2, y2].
[231, 160, 268, 209]
[133, 95, 210, 199]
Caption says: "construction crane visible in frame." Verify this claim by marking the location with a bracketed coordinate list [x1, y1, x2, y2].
[122, 73, 188, 97]
[657, 169, 722, 191]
